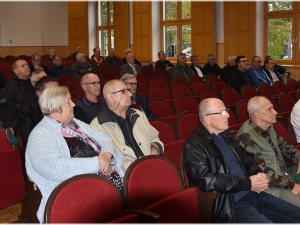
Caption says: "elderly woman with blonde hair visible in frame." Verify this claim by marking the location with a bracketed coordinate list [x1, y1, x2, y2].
[25, 86, 122, 223]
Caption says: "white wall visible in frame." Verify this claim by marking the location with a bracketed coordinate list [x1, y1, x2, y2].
[0, 2, 68, 46]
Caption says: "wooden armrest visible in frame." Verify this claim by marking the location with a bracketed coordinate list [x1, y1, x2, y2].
[124, 209, 161, 223]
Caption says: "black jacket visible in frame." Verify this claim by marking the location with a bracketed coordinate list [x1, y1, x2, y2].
[222, 63, 235, 85]
[18, 100, 43, 147]
[90, 54, 106, 68]
[183, 122, 262, 222]
[130, 93, 155, 119]
[0, 91, 19, 132]
[229, 66, 253, 92]
[29, 64, 53, 77]
[263, 68, 287, 83]
[203, 63, 222, 76]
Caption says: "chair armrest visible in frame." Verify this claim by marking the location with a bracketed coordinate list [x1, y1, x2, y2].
[124, 209, 161, 223]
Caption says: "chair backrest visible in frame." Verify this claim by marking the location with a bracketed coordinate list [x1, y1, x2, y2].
[66, 79, 81, 96]
[150, 79, 170, 89]
[170, 77, 189, 87]
[108, 67, 120, 75]
[227, 108, 238, 127]
[149, 87, 172, 101]
[278, 92, 296, 112]
[176, 111, 199, 140]
[287, 79, 298, 92]
[148, 99, 175, 118]
[235, 100, 249, 124]
[123, 155, 184, 210]
[136, 74, 151, 87]
[192, 82, 211, 97]
[162, 140, 185, 170]
[211, 80, 227, 95]
[189, 76, 204, 86]
[137, 81, 149, 97]
[149, 119, 178, 144]
[273, 81, 289, 94]
[171, 84, 192, 99]
[57, 75, 74, 86]
[174, 95, 198, 115]
[265, 96, 281, 112]
[240, 85, 258, 100]
[258, 83, 275, 96]
[75, 86, 84, 99]
[153, 73, 170, 83]
[44, 174, 125, 223]
[101, 72, 116, 80]
[221, 87, 241, 107]
[273, 122, 293, 144]
[199, 91, 219, 102]
[207, 74, 219, 83]
[154, 68, 169, 76]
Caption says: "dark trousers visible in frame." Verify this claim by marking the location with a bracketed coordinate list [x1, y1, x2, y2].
[234, 191, 300, 223]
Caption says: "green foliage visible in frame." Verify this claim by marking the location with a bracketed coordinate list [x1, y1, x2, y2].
[268, 1, 292, 11]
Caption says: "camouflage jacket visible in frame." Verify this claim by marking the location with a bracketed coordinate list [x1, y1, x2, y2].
[237, 120, 300, 196]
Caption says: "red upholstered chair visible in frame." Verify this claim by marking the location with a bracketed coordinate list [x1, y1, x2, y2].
[211, 80, 227, 96]
[170, 77, 189, 87]
[228, 109, 242, 131]
[266, 97, 291, 128]
[199, 91, 219, 102]
[136, 74, 151, 87]
[123, 155, 202, 223]
[150, 79, 170, 90]
[149, 87, 173, 105]
[66, 79, 81, 96]
[176, 111, 199, 140]
[57, 75, 74, 86]
[273, 122, 293, 144]
[154, 68, 169, 76]
[207, 74, 219, 84]
[241, 85, 258, 100]
[162, 140, 185, 170]
[235, 100, 249, 124]
[149, 119, 178, 144]
[174, 95, 198, 115]
[148, 100, 178, 129]
[108, 67, 121, 76]
[99, 64, 110, 71]
[171, 84, 192, 99]
[277, 92, 296, 112]
[75, 86, 84, 99]
[179, 153, 217, 223]
[44, 174, 158, 223]
[273, 81, 289, 94]
[192, 82, 211, 98]
[258, 83, 278, 97]
[221, 87, 241, 108]
[101, 72, 117, 80]
[287, 79, 298, 92]
[189, 76, 204, 86]
[137, 81, 149, 98]
[153, 73, 170, 83]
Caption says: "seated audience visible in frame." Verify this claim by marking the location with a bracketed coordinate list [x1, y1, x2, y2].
[222, 55, 236, 84]
[4, 59, 35, 107]
[29, 53, 53, 77]
[70, 46, 90, 62]
[19, 76, 58, 147]
[247, 56, 271, 88]
[263, 57, 287, 84]
[183, 97, 300, 223]
[42, 48, 56, 67]
[154, 51, 174, 72]
[190, 55, 209, 84]
[264, 55, 290, 79]
[0, 91, 18, 135]
[171, 53, 195, 82]
[122, 48, 142, 67]
[50, 55, 73, 78]
[120, 73, 155, 118]
[21, 70, 47, 107]
[90, 79, 163, 174]
[0, 72, 5, 90]
[71, 53, 96, 79]
[90, 47, 105, 68]
[105, 48, 124, 67]
[291, 99, 300, 143]
[203, 53, 222, 76]
[26, 86, 121, 223]
[120, 52, 142, 76]
[74, 73, 105, 124]
[237, 96, 300, 207]
[229, 55, 252, 92]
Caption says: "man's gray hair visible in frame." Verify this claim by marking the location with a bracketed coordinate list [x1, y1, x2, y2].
[247, 96, 264, 116]
[76, 53, 85, 61]
[190, 55, 198, 62]
[120, 73, 136, 84]
[207, 53, 215, 60]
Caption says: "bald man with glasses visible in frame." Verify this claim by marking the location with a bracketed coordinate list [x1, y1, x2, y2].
[90, 79, 163, 175]
[74, 73, 105, 124]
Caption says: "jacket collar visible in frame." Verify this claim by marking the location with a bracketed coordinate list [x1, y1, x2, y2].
[196, 121, 230, 145]
[96, 106, 138, 125]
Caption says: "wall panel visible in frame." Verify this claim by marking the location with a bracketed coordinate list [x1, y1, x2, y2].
[114, 2, 129, 55]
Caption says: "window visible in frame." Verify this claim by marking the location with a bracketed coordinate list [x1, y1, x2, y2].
[161, 1, 191, 58]
[97, 1, 114, 56]
[264, 1, 300, 64]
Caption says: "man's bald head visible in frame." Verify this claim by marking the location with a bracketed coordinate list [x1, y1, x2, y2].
[247, 96, 264, 117]
[199, 98, 223, 121]
[103, 79, 122, 100]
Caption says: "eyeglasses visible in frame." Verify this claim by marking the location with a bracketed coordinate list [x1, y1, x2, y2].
[125, 82, 138, 87]
[84, 81, 101, 87]
[239, 60, 248, 63]
[111, 88, 131, 94]
[206, 109, 229, 116]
